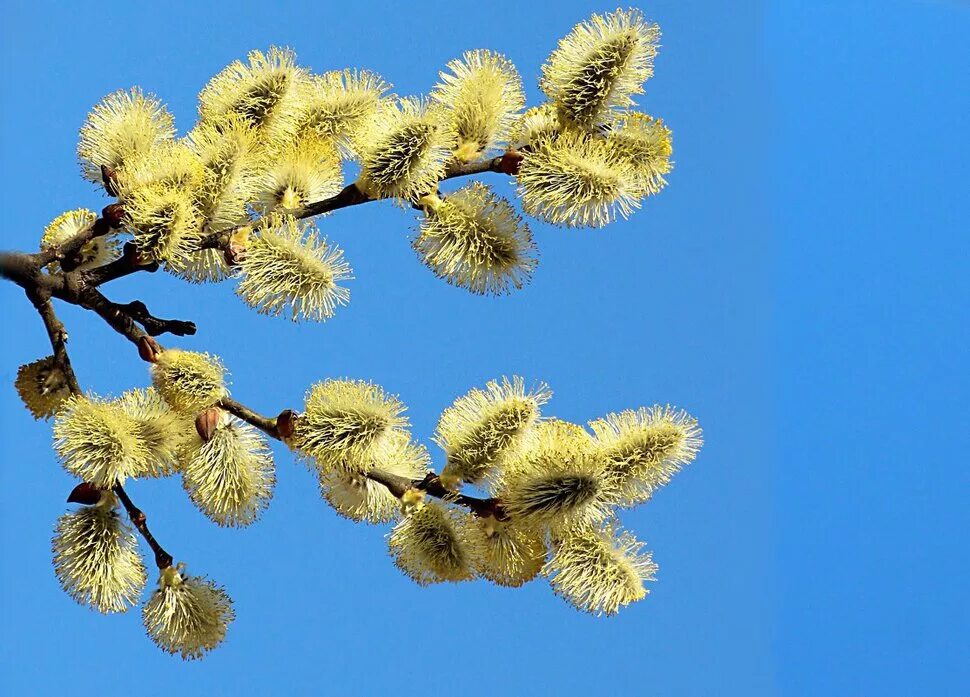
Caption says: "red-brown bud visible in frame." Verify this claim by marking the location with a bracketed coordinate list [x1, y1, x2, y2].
[497, 150, 524, 175]
[101, 202, 126, 228]
[275, 409, 297, 439]
[195, 407, 223, 442]
[137, 335, 162, 363]
[67, 482, 103, 505]
[100, 165, 120, 197]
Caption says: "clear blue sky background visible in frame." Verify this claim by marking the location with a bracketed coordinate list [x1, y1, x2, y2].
[0, 1, 965, 695]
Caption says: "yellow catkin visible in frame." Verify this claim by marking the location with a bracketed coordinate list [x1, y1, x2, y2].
[499, 420, 612, 531]
[510, 104, 564, 150]
[435, 376, 550, 487]
[180, 415, 275, 527]
[118, 387, 192, 478]
[253, 131, 342, 212]
[52, 493, 147, 614]
[77, 87, 175, 184]
[123, 184, 202, 266]
[544, 523, 657, 616]
[589, 406, 702, 507]
[14, 356, 72, 419]
[236, 214, 352, 322]
[388, 502, 474, 585]
[414, 183, 537, 295]
[53, 395, 151, 487]
[40, 209, 119, 272]
[463, 515, 547, 587]
[606, 112, 673, 195]
[198, 46, 307, 147]
[517, 129, 642, 228]
[295, 69, 391, 159]
[291, 378, 407, 474]
[143, 565, 234, 660]
[354, 97, 456, 202]
[151, 350, 228, 413]
[431, 49, 525, 161]
[540, 9, 660, 128]
[320, 430, 429, 524]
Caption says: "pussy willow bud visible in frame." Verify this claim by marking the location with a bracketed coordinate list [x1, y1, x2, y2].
[195, 407, 222, 442]
[275, 409, 296, 439]
[66, 482, 104, 506]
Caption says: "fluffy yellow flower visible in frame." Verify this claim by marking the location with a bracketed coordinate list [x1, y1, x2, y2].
[198, 46, 307, 146]
[320, 430, 429, 524]
[414, 183, 537, 295]
[292, 378, 407, 473]
[388, 502, 474, 585]
[435, 376, 550, 487]
[52, 493, 147, 614]
[143, 564, 234, 660]
[115, 141, 205, 200]
[40, 209, 120, 272]
[354, 97, 456, 202]
[123, 184, 202, 266]
[253, 131, 342, 212]
[236, 215, 351, 322]
[118, 387, 191, 478]
[517, 129, 642, 228]
[181, 414, 275, 527]
[607, 112, 672, 195]
[432, 49, 525, 161]
[510, 104, 563, 149]
[174, 119, 262, 282]
[589, 406, 702, 507]
[14, 356, 72, 419]
[77, 87, 175, 185]
[499, 420, 611, 530]
[541, 9, 660, 128]
[151, 349, 227, 413]
[544, 523, 657, 615]
[463, 515, 546, 587]
[53, 395, 151, 487]
[295, 69, 391, 158]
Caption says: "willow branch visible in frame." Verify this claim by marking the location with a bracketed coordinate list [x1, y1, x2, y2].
[218, 395, 507, 519]
[16, 280, 176, 569]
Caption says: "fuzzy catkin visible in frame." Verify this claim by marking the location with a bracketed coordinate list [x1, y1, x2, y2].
[236, 215, 351, 322]
[52, 496, 147, 613]
[544, 524, 657, 616]
[414, 183, 537, 296]
[435, 376, 550, 487]
[143, 565, 234, 660]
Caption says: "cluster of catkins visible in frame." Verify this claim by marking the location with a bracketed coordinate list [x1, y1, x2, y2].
[41, 8, 671, 314]
[14, 8, 694, 660]
[18, 345, 701, 658]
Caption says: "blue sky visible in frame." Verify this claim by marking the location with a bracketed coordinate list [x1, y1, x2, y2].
[0, 1, 965, 695]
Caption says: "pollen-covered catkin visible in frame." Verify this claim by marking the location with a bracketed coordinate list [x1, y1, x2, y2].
[15, 356, 72, 419]
[413, 183, 537, 295]
[589, 406, 702, 507]
[463, 515, 547, 587]
[236, 215, 351, 322]
[544, 523, 657, 616]
[52, 493, 147, 613]
[118, 387, 191, 478]
[499, 420, 612, 531]
[77, 87, 175, 184]
[292, 378, 407, 473]
[53, 395, 151, 488]
[434, 376, 550, 487]
[432, 49, 525, 161]
[540, 8, 660, 128]
[354, 97, 455, 202]
[180, 414, 275, 527]
[320, 430, 429, 523]
[142, 565, 234, 660]
[388, 502, 475, 585]
[40, 209, 119, 272]
[517, 129, 642, 228]
[151, 350, 228, 414]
